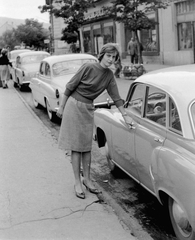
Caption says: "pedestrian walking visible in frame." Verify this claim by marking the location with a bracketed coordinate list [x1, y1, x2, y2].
[57, 43, 133, 199]
[127, 38, 138, 64]
[0, 49, 12, 88]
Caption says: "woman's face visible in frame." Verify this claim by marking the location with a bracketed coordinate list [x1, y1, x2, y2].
[100, 51, 117, 68]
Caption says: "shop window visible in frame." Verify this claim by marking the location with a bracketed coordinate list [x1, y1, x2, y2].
[93, 24, 102, 55]
[176, 0, 195, 15]
[103, 25, 114, 44]
[83, 28, 92, 54]
[178, 22, 192, 50]
[140, 21, 157, 52]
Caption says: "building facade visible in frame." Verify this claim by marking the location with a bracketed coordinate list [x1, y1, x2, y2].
[51, 0, 195, 65]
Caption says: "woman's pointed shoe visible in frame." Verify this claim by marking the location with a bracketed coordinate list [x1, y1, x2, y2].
[83, 180, 101, 194]
[74, 186, 85, 199]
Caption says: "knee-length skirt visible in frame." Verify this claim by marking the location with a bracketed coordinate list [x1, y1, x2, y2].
[58, 96, 95, 152]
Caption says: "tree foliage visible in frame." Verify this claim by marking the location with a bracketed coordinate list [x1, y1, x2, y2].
[15, 19, 49, 49]
[0, 29, 20, 49]
[40, 0, 95, 45]
[0, 19, 49, 50]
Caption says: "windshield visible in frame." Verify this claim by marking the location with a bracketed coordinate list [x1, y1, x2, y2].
[10, 51, 30, 60]
[22, 54, 49, 64]
[52, 59, 97, 76]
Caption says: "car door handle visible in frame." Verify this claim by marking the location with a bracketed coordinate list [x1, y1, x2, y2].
[128, 123, 136, 130]
[154, 137, 164, 143]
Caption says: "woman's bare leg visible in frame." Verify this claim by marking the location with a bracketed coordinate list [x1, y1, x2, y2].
[71, 151, 83, 193]
[82, 151, 96, 189]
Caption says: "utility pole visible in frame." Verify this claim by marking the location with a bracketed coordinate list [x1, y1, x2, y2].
[46, 0, 54, 54]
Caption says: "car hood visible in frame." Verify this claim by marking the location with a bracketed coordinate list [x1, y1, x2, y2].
[22, 63, 40, 73]
[51, 73, 75, 93]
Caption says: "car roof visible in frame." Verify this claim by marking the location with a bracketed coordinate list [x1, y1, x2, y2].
[18, 51, 50, 57]
[10, 49, 31, 54]
[136, 64, 195, 107]
[43, 53, 97, 65]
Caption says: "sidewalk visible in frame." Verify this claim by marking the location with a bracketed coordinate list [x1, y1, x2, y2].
[0, 83, 139, 240]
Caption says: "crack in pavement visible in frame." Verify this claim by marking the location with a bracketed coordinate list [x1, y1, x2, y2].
[0, 200, 102, 230]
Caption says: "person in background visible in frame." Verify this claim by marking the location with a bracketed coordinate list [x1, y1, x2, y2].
[57, 43, 132, 199]
[0, 49, 12, 88]
[127, 38, 138, 64]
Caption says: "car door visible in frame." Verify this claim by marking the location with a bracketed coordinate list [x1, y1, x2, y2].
[39, 62, 52, 104]
[32, 62, 46, 105]
[110, 83, 146, 181]
[134, 85, 167, 193]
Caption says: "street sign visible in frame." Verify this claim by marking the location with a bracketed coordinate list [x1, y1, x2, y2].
[44, 39, 50, 44]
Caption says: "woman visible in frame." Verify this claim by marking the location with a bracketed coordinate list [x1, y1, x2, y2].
[57, 43, 132, 199]
[0, 49, 12, 88]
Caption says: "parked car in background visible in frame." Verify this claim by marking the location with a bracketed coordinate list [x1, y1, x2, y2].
[29, 53, 98, 121]
[94, 64, 195, 240]
[9, 49, 31, 81]
[14, 51, 50, 90]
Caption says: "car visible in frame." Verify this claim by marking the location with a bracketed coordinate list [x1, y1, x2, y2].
[29, 53, 98, 121]
[9, 49, 31, 81]
[14, 51, 50, 90]
[94, 64, 195, 240]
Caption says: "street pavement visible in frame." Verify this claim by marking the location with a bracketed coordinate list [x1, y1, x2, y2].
[0, 62, 171, 240]
[0, 82, 138, 240]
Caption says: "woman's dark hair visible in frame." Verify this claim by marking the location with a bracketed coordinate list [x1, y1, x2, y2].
[98, 43, 120, 62]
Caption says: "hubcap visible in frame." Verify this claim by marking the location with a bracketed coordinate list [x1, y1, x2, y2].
[172, 200, 192, 236]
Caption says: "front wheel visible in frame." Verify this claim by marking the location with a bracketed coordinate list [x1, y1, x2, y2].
[45, 99, 56, 122]
[168, 197, 195, 240]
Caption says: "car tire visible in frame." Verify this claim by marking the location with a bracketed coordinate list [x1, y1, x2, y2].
[45, 99, 56, 122]
[32, 94, 40, 108]
[13, 81, 18, 88]
[17, 78, 23, 91]
[105, 141, 118, 173]
[168, 197, 195, 240]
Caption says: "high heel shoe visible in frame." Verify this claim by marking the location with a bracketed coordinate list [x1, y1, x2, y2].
[82, 180, 100, 194]
[74, 186, 85, 199]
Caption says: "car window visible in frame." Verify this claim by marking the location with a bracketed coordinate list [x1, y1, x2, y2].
[145, 86, 166, 127]
[22, 54, 48, 64]
[169, 97, 182, 133]
[40, 62, 46, 75]
[52, 59, 97, 76]
[45, 63, 51, 77]
[127, 83, 145, 116]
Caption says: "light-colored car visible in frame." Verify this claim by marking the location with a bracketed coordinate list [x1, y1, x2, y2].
[14, 51, 50, 90]
[29, 53, 98, 121]
[94, 64, 195, 240]
[9, 49, 31, 81]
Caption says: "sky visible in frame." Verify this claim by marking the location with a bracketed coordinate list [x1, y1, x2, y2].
[0, 0, 49, 23]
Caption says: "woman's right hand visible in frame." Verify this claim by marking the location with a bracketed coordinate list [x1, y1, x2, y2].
[56, 107, 64, 118]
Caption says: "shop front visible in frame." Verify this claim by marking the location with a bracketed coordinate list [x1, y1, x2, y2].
[81, 19, 116, 56]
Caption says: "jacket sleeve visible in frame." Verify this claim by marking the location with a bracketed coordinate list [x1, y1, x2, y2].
[107, 77, 124, 108]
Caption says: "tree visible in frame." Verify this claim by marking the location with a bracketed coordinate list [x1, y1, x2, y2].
[14, 19, 50, 49]
[104, 0, 168, 63]
[40, 0, 95, 49]
[0, 29, 20, 49]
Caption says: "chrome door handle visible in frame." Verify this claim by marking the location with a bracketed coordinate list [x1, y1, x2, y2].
[154, 137, 164, 143]
[128, 123, 136, 130]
